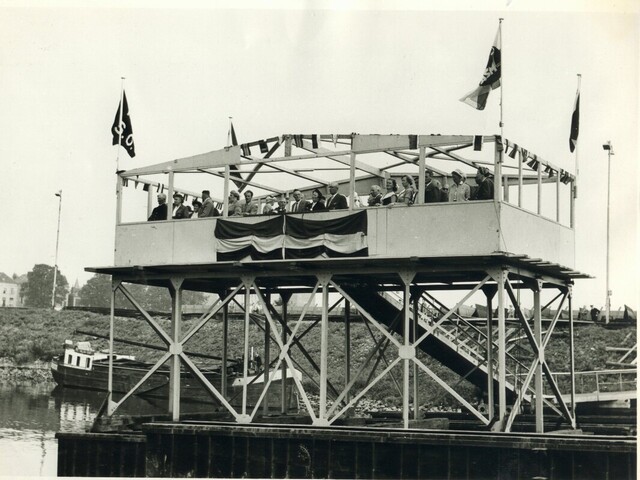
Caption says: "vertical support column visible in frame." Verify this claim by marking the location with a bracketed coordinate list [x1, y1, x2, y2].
[412, 293, 419, 420]
[537, 166, 542, 215]
[115, 175, 123, 225]
[146, 183, 155, 219]
[556, 172, 561, 222]
[280, 292, 291, 414]
[221, 297, 229, 397]
[316, 274, 332, 426]
[518, 154, 523, 207]
[263, 292, 271, 416]
[483, 285, 497, 420]
[568, 286, 577, 428]
[533, 280, 544, 433]
[496, 270, 507, 426]
[570, 179, 576, 228]
[503, 178, 510, 203]
[494, 136, 503, 202]
[344, 299, 351, 404]
[167, 170, 174, 220]
[107, 279, 119, 416]
[240, 278, 253, 419]
[168, 278, 184, 421]
[223, 165, 230, 217]
[399, 271, 415, 430]
[349, 152, 356, 210]
[417, 146, 426, 205]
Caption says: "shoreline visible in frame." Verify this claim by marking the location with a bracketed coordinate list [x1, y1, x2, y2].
[0, 359, 53, 383]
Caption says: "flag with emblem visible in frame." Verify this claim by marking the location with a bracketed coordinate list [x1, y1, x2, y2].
[111, 90, 136, 158]
[460, 28, 501, 110]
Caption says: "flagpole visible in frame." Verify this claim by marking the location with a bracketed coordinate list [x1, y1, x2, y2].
[574, 74, 581, 198]
[497, 18, 504, 202]
[228, 116, 233, 147]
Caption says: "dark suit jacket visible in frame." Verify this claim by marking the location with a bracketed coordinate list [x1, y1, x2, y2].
[173, 205, 190, 219]
[148, 203, 168, 221]
[476, 178, 495, 200]
[424, 180, 442, 203]
[307, 200, 326, 212]
[291, 199, 310, 213]
[326, 193, 348, 210]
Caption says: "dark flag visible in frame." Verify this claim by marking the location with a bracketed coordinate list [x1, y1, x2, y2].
[111, 90, 135, 158]
[570, 86, 580, 152]
[228, 120, 244, 188]
[460, 28, 501, 110]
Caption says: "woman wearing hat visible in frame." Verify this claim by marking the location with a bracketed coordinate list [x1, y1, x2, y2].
[227, 190, 243, 216]
[262, 196, 276, 214]
[448, 169, 470, 202]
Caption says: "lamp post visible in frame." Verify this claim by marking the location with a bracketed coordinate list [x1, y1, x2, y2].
[602, 142, 614, 324]
[51, 190, 62, 308]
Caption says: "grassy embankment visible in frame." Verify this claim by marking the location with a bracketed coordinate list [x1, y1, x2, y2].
[0, 307, 635, 408]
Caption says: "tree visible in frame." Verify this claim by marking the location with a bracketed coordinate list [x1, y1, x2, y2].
[79, 274, 208, 311]
[78, 274, 112, 307]
[23, 264, 69, 307]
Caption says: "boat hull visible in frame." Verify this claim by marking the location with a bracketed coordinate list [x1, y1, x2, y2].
[51, 359, 298, 409]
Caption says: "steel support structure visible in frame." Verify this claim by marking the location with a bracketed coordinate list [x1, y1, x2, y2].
[100, 260, 579, 434]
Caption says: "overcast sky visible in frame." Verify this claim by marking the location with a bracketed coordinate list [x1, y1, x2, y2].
[0, 0, 637, 310]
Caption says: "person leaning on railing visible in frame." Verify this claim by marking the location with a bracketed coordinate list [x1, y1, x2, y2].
[227, 190, 243, 216]
[241, 190, 259, 216]
[367, 185, 382, 206]
[325, 182, 348, 210]
[307, 188, 327, 212]
[148, 193, 168, 221]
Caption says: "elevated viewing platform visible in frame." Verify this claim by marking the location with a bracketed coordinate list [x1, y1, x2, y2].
[84, 131, 603, 446]
[99, 133, 582, 282]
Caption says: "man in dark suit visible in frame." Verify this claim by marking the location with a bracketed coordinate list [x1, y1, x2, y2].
[290, 190, 310, 213]
[172, 193, 190, 219]
[148, 193, 168, 221]
[325, 182, 348, 210]
[423, 169, 443, 203]
[474, 167, 494, 200]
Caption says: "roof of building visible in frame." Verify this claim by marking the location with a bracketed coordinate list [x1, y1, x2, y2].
[0, 272, 17, 284]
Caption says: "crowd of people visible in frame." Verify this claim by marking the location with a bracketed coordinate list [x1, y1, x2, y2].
[148, 168, 495, 221]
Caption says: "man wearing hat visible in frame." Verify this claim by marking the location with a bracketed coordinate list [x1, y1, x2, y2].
[448, 169, 470, 202]
[148, 193, 168, 221]
[172, 193, 190, 219]
[262, 195, 276, 214]
[325, 181, 348, 210]
[474, 167, 494, 200]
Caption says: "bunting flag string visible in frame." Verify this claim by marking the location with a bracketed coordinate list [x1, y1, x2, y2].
[259, 140, 268, 154]
[508, 142, 519, 159]
[311, 134, 319, 149]
[473, 135, 483, 151]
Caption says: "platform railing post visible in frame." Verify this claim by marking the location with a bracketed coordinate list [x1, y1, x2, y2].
[349, 152, 356, 210]
[169, 278, 183, 421]
[533, 281, 544, 433]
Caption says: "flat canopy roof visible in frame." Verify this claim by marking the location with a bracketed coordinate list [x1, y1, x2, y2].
[87, 253, 590, 293]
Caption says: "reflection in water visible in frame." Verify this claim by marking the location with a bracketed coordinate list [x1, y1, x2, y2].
[0, 381, 222, 477]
